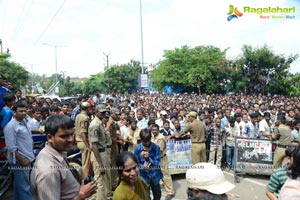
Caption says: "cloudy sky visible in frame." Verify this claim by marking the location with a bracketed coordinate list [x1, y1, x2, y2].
[1, 0, 299, 78]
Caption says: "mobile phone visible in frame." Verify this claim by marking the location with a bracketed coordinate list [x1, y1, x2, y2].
[84, 175, 94, 185]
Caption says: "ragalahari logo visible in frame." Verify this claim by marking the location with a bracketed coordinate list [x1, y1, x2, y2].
[227, 5, 243, 21]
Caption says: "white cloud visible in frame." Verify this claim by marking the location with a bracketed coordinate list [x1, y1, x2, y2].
[1, 0, 299, 78]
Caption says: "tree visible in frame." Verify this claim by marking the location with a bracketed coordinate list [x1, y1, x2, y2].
[102, 61, 140, 93]
[0, 53, 30, 91]
[235, 45, 298, 94]
[151, 45, 228, 93]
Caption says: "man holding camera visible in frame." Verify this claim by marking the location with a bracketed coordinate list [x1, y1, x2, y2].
[30, 115, 97, 200]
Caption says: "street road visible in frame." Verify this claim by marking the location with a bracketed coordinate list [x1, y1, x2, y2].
[2, 169, 271, 200]
[161, 170, 270, 200]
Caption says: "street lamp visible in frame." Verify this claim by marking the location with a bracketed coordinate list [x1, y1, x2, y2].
[43, 43, 66, 84]
[139, 0, 144, 74]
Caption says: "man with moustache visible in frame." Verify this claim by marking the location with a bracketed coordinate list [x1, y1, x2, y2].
[30, 115, 97, 200]
[4, 102, 34, 200]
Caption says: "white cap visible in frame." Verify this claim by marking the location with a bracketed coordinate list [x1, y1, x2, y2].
[186, 163, 235, 195]
[160, 110, 168, 115]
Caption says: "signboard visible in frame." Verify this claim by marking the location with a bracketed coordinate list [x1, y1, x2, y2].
[140, 74, 148, 88]
[235, 138, 274, 175]
[167, 139, 193, 174]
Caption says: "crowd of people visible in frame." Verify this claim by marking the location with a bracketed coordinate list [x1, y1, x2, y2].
[1, 72, 300, 199]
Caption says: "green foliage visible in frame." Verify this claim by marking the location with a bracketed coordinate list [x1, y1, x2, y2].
[236, 44, 298, 94]
[0, 54, 29, 91]
[151, 45, 227, 93]
[102, 61, 140, 93]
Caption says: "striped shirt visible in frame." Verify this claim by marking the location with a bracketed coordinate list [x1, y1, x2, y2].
[30, 143, 80, 200]
[267, 166, 288, 195]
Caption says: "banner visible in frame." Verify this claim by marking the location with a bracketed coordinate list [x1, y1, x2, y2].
[166, 139, 192, 174]
[235, 138, 274, 175]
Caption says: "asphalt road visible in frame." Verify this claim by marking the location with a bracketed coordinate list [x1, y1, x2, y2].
[1, 170, 271, 200]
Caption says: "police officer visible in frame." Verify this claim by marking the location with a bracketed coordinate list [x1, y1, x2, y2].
[105, 107, 121, 190]
[178, 111, 206, 164]
[88, 104, 107, 200]
[151, 124, 175, 200]
[75, 102, 91, 177]
[272, 115, 291, 169]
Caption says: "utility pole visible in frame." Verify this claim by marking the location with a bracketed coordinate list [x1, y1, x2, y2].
[103, 52, 110, 68]
[139, 0, 145, 74]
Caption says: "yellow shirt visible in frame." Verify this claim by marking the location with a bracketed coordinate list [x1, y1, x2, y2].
[113, 177, 148, 200]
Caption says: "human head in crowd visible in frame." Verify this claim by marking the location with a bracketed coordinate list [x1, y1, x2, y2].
[263, 112, 271, 122]
[217, 110, 223, 120]
[32, 107, 42, 121]
[129, 110, 135, 119]
[14, 89, 22, 100]
[241, 114, 248, 123]
[228, 117, 236, 128]
[205, 115, 212, 125]
[107, 99, 114, 107]
[187, 111, 197, 122]
[129, 118, 138, 130]
[147, 119, 156, 129]
[40, 107, 50, 120]
[124, 106, 131, 115]
[162, 120, 170, 131]
[136, 109, 144, 121]
[149, 111, 156, 121]
[215, 118, 221, 128]
[170, 114, 177, 123]
[186, 163, 235, 200]
[140, 128, 152, 148]
[12, 101, 28, 120]
[269, 106, 277, 116]
[3, 93, 16, 108]
[174, 119, 181, 131]
[277, 115, 286, 126]
[49, 105, 60, 115]
[224, 109, 231, 118]
[249, 112, 258, 124]
[60, 101, 69, 115]
[160, 110, 169, 120]
[110, 107, 120, 121]
[234, 113, 242, 123]
[198, 110, 205, 121]
[151, 124, 160, 137]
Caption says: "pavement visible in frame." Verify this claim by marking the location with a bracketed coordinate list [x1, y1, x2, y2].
[1, 170, 271, 200]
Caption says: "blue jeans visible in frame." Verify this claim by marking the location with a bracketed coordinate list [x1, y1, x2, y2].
[226, 145, 235, 167]
[10, 162, 32, 200]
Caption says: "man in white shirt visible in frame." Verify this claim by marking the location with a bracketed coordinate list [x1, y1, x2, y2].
[259, 112, 271, 140]
[155, 110, 175, 131]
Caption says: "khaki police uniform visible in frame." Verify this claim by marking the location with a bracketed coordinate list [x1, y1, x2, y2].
[75, 111, 90, 177]
[183, 119, 206, 164]
[152, 133, 175, 196]
[107, 116, 119, 189]
[105, 129, 112, 196]
[273, 124, 291, 169]
[88, 116, 107, 200]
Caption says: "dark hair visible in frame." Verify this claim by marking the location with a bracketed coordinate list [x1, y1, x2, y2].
[45, 114, 74, 136]
[50, 105, 60, 112]
[186, 188, 228, 200]
[234, 113, 241, 118]
[277, 115, 286, 124]
[12, 101, 27, 111]
[287, 145, 300, 179]
[116, 151, 138, 177]
[162, 120, 170, 125]
[140, 128, 152, 142]
[228, 117, 236, 124]
[32, 107, 41, 114]
[148, 119, 156, 126]
[3, 93, 16, 103]
[151, 124, 159, 130]
[264, 112, 271, 117]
